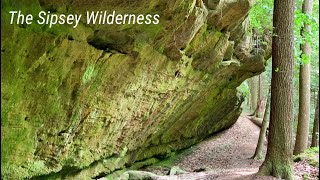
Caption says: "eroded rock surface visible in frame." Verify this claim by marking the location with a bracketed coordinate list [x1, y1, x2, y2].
[1, 0, 270, 179]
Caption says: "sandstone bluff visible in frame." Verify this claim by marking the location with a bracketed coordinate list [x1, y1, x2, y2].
[1, 0, 271, 179]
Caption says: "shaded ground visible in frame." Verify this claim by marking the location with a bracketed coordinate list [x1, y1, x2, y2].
[294, 160, 319, 180]
[143, 114, 319, 180]
[173, 115, 275, 179]
[175, 115, 263, 172]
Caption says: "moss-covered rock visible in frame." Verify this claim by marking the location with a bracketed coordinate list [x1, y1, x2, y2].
[1, 0, 269, 179]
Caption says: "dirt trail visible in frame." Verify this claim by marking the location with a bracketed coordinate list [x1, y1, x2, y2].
[169, 114, 276, 180]
[143, 115, 277, 179]
[142, 115, 317, 179]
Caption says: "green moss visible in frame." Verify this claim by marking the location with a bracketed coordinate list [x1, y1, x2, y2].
[137, 23, 164, 39]
[1, 160, 57, 180]
[153, 152, 178, 168]
[1, 0, 258, 178]
[172, 0, 197, 14]
[1, 29, 57, 178]
[104, 169, 127, 180]
[258, 160, 294, 180]
[1, 0, 60, 35]
[104, 156, 166, 179]
[129, 158, 160, 170]
[185, 26, 222, 57]
[1, 25, 104, 179]
[82, 65, 96, 84]
[1, 123, 35, 164]
[148, 145, 195, 169]
[294, 147, 319, 167]
[1, 0, 92, 42]
[1, 164, 29, 180]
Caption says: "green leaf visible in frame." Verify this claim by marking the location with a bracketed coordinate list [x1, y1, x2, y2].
[301, 54, 309, 64]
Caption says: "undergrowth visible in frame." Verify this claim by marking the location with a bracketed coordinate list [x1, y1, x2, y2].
[294, 146, 319, 167]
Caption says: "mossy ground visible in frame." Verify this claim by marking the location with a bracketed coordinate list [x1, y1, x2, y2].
[294, 147, 319, 167]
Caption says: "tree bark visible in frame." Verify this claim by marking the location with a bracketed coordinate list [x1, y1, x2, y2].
[249, 76, 259, 112]
[294, 0, 313, 155]
[252, 89, 271, 160]
[249, 75, 266, 118]
[248, 96, 267, 123]
[257, 0, 295, 179]
[249, 116, 263, 127]
[258, 74, 261, 102]
[249, 94, 266, 118]
[256, 96, 267, 118]
[311, 90, 319, 147]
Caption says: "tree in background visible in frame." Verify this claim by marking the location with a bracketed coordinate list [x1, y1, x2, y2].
[248, 76, 259, 112]
[248, 5, 272, 119]
[294, 0, 313, 155]
[252, 88, 270, 160]
[257, 0, 295, 178]
[311, 90, 319, 147]
[248, 74, 267, 121]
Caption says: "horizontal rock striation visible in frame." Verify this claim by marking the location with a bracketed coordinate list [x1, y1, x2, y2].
[1, 0, 270, 179]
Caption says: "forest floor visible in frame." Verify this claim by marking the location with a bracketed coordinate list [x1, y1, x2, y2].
[142, 114, 319, 180]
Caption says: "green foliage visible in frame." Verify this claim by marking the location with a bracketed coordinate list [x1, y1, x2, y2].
[294, 2, 319, 65]
[249, 0, 318, 66]
[301, 54, 309, 64]
[293, 0, 319, 131]
[249, 0, 273, 33]
[294, 147, 319, 167]
[305, 146, 319, 154]
[237, 81, 250, 97]
[248, 0, 319, 134]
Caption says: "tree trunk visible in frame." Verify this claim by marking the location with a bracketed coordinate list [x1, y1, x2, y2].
[258, 74, 261, 102]
[256, 96, 267, 118]
[248, 96, 267, 122]
[249, 96, 267, 117]
[252, 89, 271, 160]
[311, 90, 319, 147]
[294, 0, 312, 155]
[249, 116, 263, 127]
[249, 76, 258, 112]
[257, 0, 295, 179]
[249, 75, 266, 118]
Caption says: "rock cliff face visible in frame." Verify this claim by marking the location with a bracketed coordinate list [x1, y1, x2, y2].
[1, 0, 269, 179]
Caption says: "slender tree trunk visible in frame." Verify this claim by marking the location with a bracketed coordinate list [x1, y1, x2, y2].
[257, 0, 295, 179]
[256, 96, 267, 118]
[258, 74, 261, 102]
[249, 101, 263, 117]
[249, 76, 258, 112]
[252, 89, 271, 160]
[255, 74, 264, 118]
[249, 75, 267, 118]
[311, 90, 319, 147]
[294, 0, 312, 155]
[249, 77, 266, 118]
[249, 116, 263, 127]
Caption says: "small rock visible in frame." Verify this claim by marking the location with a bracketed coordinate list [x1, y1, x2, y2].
[169, 166, 187, 175]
